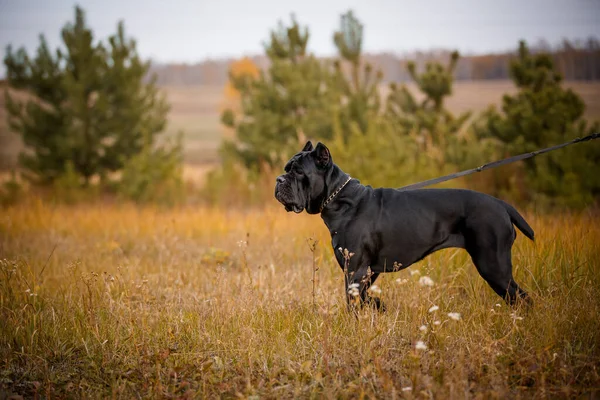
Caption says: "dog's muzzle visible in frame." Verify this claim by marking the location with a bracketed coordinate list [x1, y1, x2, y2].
[275, 175, 304, 213]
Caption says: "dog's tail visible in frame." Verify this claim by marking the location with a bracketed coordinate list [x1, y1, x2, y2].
[500, 200, 535, 241]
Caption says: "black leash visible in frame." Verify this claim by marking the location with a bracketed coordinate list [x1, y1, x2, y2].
[399, 132, 600, 191]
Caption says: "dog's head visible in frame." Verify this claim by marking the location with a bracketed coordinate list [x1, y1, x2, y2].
[274, 141, 333, 214]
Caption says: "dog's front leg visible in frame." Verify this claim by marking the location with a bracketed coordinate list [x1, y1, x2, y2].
[335, 247, 384, 311]
[336, 248, 366, 307]
[347, 264, 383, 311]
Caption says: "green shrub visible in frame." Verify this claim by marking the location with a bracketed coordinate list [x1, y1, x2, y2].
[52, 161, 95, 204]
[117, 135, 184, 206]
[202, 159, 277, 207]
[0, 171, 23, 207]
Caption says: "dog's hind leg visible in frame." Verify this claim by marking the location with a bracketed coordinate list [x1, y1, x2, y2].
[475, 251, 529, 305]
[465, 227, 529, 305]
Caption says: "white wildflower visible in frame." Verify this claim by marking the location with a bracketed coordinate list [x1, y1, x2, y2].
[428, 305, 439, 313]
[395, 278, 408, 285]
[447, 312, 461, 321]
[495, 303, 502, 307]
[415, 341, 428, 351]
[401, 387, 412, 392]
[410, 270, 420, 276]
[367, 285, 382, 295]
[419, 325, 428, 332]
[419, 276, 434, 287]
[347, 283, 360, 297]
[433, 320, 441, 325]
[510, 312, 523, 321]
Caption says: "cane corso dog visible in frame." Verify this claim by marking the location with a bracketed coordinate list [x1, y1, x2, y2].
[275, 141, 534, 309]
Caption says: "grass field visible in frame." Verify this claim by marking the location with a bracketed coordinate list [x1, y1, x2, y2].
[1, 199, 599, 398]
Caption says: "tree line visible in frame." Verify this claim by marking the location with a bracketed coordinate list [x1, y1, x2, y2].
[149, 38, 600, 86]
[2, 7, 599, 208]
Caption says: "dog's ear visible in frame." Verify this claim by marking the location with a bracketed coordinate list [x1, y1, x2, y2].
[302, 141, 313, 152]
[313, 142, 332, 169]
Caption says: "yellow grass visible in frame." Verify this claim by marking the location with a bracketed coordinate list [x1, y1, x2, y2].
[1, 198, 599, 398]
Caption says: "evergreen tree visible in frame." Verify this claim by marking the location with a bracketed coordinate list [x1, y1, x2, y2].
[475, 41, 600, 207]
[221, 16, 336, 169]
[386, 51, 471, 174]
[329, 113, 423, 189]
[118, 134, 184, 205]
[332, 11, 382, 136]
[4, 6, 170, 185]
[327, 11, 424, 189]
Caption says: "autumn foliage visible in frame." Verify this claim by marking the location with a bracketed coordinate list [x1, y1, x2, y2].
[222, 57, 260, 112]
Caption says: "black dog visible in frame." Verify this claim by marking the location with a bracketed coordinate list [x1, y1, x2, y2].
[275, 141, 534, 308]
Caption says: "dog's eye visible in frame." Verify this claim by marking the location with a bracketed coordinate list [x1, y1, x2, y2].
[294, 168, 304, 176]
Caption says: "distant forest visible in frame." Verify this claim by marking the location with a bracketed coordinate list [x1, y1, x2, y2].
[149, 38, 600, 86]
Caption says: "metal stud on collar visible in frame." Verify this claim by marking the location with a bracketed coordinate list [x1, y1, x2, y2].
[320, 176, 352, 213]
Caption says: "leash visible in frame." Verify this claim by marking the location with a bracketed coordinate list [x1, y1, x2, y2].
[399, 132, 600, 191]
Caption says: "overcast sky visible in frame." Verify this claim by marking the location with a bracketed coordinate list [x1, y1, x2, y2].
[1, 0, 599, 65]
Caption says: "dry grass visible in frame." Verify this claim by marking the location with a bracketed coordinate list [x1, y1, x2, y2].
[1, 198, 599, 398]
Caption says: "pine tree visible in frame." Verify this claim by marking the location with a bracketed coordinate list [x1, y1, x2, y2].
[327, 11, 422, 189]
[331, 11, 382, 136]
[385, 51, 471, 174]
[475, 41, 600, 207]
[221, 16, 336, 169]
[4, 6, 169, 185]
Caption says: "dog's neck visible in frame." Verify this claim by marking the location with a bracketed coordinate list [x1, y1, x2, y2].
[320, 173, 352, 212]
[322, 165, 350, 203]
[320, 165, 368, 226]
